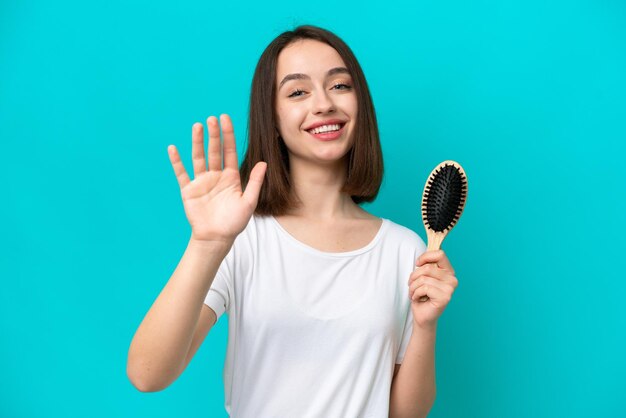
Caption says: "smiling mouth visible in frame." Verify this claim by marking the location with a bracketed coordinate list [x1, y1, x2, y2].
[306, 123, 345, 135]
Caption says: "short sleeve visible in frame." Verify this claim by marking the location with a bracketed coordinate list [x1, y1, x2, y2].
[395, 307, 413, 364]
[396, 233, 426, 364]
[204, 245, 235, 323]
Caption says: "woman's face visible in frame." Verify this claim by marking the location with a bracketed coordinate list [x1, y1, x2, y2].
[275, 39, 358, 166]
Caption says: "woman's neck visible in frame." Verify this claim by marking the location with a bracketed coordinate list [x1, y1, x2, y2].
[284, 156, 364, 221]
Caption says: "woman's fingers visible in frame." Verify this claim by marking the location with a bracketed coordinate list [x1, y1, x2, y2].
[191, 123, 207, 176]
[207, 116, 222, 171]
[416, 250, 455, 275]
[409, 276, 454, 300]
[243, 161, 267, 207]
[409, 264, 446, 284]
[219, 114, 239, 170]
[412, 283, 447, 302]
[172, 113, 242, 190]
[168, 145, 191, 189]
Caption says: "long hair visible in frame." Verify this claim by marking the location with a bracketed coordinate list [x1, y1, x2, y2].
[240, 25, 384, 216]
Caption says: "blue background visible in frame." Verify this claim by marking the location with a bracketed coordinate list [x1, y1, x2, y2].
[2, 0, 625, 417]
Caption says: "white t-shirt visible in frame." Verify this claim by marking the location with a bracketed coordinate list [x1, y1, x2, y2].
[204, 214, 427, 418]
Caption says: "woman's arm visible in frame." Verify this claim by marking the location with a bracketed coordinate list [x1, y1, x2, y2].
[126, 238, 231, 392]
[391, 249, 458, 417]
[389, 325, 437, 418]
[126, 115, 266, 392]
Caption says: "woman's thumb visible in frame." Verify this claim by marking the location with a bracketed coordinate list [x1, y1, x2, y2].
[243, 161, 267, 207]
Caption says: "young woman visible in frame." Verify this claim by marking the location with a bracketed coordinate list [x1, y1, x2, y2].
[127, 25, 458, 418]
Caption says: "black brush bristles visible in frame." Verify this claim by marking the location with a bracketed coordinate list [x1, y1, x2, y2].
[422, 163, 468, 233]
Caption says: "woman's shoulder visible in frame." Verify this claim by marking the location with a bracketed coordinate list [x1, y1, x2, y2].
[346, 206, 424, 247]
[382, 217, 426, 249]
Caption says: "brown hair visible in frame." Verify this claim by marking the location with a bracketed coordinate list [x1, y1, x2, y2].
[240, 25, 384, 216]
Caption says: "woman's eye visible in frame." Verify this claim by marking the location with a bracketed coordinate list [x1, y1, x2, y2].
[332, 83, 352, 91]
[288, 89, 306, 98]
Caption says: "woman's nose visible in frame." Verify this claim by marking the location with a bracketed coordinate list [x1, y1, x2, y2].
[311, 90, 335, 114]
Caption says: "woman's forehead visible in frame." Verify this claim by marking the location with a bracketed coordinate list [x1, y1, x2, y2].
[276, 39, 348, 80]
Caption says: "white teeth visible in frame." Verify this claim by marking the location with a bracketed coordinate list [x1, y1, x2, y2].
[309, 124, 341, 134]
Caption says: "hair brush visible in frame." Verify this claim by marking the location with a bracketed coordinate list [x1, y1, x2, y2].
[416, 160, 468, 302]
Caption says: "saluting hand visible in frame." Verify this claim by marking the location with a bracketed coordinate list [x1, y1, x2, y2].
[168, 114, 267, 245]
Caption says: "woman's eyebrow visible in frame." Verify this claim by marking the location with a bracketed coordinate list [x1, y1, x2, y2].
[278, 67, 351, 89]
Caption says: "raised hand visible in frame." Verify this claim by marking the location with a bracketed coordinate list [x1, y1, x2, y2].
[168, 114, 267, 244]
